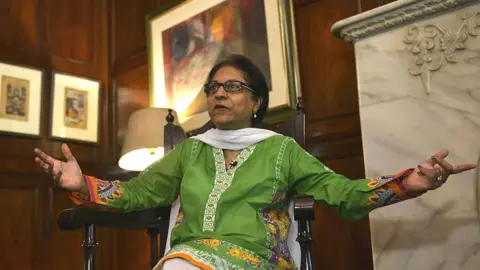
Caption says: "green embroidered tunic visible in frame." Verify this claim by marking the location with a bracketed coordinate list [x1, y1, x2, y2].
[72, 135, 414, 269]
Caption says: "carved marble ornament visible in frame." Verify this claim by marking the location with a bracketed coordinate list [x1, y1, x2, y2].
[404, 11, 479, 94]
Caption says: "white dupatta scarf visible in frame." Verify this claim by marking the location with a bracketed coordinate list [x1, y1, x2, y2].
[190, 128, 279, 150]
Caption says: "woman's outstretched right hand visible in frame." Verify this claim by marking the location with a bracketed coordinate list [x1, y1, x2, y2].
[34, 143, 88, 194]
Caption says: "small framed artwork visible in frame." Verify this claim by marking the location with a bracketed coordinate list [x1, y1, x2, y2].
[0, 61, 43, 137]
[147, 0, 301, 132]
[50, 72, 100, 144]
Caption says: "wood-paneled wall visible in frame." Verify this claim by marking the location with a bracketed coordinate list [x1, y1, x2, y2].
[0, 0, 385, 269]
[296, 0, 379, 269]
[0, 0, 112, 269]
[108, 1, 168, 269]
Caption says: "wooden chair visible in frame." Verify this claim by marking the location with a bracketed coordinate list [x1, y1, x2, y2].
[57, 110, 315, 270]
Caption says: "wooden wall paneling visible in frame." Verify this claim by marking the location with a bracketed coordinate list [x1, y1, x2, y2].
[108, 2, 175, 268]
[110, 0, 158, 76]
[98, 0, 113, 171]
[46, 187, 113, 270]
[0, 9, 51, 270]
[48, 0, 94, 63]
[0, 0, 48, 175]
[0, 187, 42, 270]
[48, 189, 85, 270]
[44, 1, 112, 269]
[306, 113, 361, 141]
[0, 2, 49, 269]
[44, 0, 111, 168]
[0, 173, 55, 270]
[308, 135, 364, 161]
[110, 0, 180, 76]
[293, 0, 319, 9]
[110, 0, 187, 159]
[295, 1, 359, 123]
[110, 0, 158, 163]
[111, 228, 152, 270]
[294, 0, 379, 269]
[0, 0, 112, 269]
[45, 0, 98, 76]
[45, 0, 112, 171]
[0, 137, 45, 172]
[322, 156, 374, 269]
[379, 0, 398, 6]
[113, 64, 150, 160]
[109, 65, 151, 270]
[361, 0, 384, 12]
[0, 0, 41, 65]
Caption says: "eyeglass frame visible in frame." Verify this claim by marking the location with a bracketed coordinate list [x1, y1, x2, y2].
[203, 80, 256, 95]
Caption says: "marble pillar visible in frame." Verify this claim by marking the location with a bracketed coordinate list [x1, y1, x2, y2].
[332, 1, 480, 269]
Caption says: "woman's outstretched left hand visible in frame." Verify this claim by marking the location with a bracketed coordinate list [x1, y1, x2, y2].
[402, 150, 477, 194]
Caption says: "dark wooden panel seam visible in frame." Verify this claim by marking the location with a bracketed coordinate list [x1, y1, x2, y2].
[111, 49, 147, 78]
[48, 0, 97, 65]
[306, 112, 361, 141]
[294, 0, 321, 10]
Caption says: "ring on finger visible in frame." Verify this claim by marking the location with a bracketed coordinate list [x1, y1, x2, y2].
[435, 173, 449, 183]
[52, 175, 60, 186]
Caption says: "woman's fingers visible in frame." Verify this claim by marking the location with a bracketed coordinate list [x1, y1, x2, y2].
[35, 157, 51, 172]
[34, 148, 55, 166]
[35, 157, 62, 176]
[431, 155, 476, 175]
[34, 149, 65, 176]
[61, 143, 76, 161]
[425, 150, 449, 166]
[427, 150, 476, 176]
[452, 163, 477, 174]
[430, 155, 454, 174]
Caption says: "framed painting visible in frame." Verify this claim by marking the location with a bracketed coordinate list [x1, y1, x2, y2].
[50, 72, 100, 144]
[147, 0, 301, 132]
[0, 61, 43, 137]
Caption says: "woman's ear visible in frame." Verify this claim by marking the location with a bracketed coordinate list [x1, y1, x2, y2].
[254, 97, 263, 113]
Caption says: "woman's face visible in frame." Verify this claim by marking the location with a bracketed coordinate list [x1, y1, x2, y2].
[206, 66, 262, 130]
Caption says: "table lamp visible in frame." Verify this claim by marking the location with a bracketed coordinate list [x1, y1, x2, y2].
[118, 108, 185, 171]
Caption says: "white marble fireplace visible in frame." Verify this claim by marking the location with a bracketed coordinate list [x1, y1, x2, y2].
[332, 0, 480, 269]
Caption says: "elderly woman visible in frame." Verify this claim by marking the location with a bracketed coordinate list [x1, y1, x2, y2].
[34, 55, 476, 269]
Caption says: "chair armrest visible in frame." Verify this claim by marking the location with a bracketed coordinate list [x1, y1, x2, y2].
[293, 195, 315, 270]
[293, 195, 315, 221]
[57, 204, 170, 230]
[58, 204, 172, 269]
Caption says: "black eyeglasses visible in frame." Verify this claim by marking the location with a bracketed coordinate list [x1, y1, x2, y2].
[203, 80, 255, 95]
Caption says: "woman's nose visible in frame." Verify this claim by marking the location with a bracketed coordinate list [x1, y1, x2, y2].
[213, 86, 227, 99]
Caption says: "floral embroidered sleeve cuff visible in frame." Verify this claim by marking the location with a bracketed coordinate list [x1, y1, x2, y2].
[366, 168, 423, 209]
[70, 175, 123, 206]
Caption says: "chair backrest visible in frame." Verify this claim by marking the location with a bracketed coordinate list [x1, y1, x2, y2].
[166, 108, 306, 267]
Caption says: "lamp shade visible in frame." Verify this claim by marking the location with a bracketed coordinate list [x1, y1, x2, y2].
[118, 108, 179, 171]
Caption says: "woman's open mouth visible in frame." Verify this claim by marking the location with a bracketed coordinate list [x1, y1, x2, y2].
[214, 105, 229, 110]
